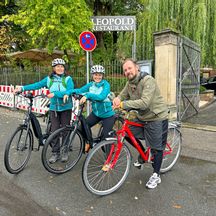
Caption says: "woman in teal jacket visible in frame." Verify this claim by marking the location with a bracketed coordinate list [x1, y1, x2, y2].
[67, 64, 115, 152]
[14, 58, 74, 163]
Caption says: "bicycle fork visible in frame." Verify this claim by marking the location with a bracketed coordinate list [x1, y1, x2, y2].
[103, 136, 124, 170]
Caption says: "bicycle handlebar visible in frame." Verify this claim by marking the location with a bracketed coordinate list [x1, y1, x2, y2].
[71, 93, 84, 100]
[16, 91, 48, 99]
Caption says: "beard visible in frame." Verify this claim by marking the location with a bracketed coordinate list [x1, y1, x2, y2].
[126, 73, 136, 80]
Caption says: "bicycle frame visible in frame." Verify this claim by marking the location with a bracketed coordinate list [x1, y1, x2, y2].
[70, 95, 101, 146]
[104, 117, 172, 169]
[18, 93, 50, 150]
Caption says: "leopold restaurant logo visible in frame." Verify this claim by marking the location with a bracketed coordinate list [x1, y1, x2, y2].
[91, 16, 136, 32]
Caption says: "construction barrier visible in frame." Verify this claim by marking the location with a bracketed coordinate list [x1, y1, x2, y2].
[0, 85, 50, 115]
[0, 85, 15, 108]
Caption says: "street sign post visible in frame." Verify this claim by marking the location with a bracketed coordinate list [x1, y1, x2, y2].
[79, 31, 97, 115]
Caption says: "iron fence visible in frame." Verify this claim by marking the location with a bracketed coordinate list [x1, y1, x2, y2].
[0, 60, 127, 95]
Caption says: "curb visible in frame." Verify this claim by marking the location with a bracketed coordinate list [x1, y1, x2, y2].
[182, 122, 216, 132]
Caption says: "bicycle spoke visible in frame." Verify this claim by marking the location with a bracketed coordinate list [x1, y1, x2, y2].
[83, 140, 131, 196]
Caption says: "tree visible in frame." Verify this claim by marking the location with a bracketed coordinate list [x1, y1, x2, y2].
[117, 0, 216, 67]
[2, 0, 93, 60]
[0, 0, 29, 53]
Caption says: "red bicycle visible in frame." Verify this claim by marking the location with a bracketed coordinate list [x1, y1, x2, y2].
[82, 110, 182, 196]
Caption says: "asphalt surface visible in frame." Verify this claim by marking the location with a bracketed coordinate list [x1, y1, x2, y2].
[0, 102, 215, 216]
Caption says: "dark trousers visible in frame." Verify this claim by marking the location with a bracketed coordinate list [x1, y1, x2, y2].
[86, 112, 116, 141]
[50, 110, 72, 153]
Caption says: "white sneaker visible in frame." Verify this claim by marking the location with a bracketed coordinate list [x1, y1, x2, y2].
[133, 160, 143, 169]
[49, 153, 60, 164]
[146, 173, 161, 189]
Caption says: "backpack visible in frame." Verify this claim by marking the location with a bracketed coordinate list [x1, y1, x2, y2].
[47, 76, 68, 89]
[139, 71, 149, 81]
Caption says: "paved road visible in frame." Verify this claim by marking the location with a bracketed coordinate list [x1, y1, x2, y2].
[0, 107, 216, 216]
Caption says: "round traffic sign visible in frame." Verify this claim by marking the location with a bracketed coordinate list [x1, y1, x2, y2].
[79, 31, 97, 52]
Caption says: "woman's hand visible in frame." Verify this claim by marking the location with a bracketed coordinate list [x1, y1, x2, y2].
[47, 93, 54, 98]
[79, 96, 87, 105]
[13, 86, 22, 94]
[63, 95, 69, 103]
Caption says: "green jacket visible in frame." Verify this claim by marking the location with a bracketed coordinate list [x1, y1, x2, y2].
[118, 73, 168, 121]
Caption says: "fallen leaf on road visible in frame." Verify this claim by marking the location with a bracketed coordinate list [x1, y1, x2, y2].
[173, 204, 182, 209]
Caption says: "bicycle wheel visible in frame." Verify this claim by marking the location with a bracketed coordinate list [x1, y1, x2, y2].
[97, 115, 124, 137]
[42, 126, 84, 174]
[82, 139, 131, 196]
[4, 126, 33, 174]
[160, 127, 182, 173]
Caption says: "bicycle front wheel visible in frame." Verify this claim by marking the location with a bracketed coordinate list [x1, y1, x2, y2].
[160, 127, 182, 173]
[82, 139, 131, 196]
[4, 126, 33, 174]
[42, 126, 84, 174]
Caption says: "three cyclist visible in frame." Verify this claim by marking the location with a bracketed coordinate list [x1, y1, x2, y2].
[113, 58, 169, 189]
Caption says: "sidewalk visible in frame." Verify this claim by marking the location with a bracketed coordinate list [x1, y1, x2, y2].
[181, 126, 216, 163]
[181, 99, 216, 163]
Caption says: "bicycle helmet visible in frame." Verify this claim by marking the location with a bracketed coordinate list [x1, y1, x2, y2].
[51, 58, 66, 67]
[90, 65, 105, 74]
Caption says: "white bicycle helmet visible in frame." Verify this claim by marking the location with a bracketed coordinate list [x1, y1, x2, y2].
[51, 58, 66, 67]
[90, 65, 105, 74]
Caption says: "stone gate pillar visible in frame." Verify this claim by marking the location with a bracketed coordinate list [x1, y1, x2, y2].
[153, 29, 179, 120]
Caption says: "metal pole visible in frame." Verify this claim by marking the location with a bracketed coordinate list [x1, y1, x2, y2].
[133, 29, 136, 60]
[86, 51, 90, 116]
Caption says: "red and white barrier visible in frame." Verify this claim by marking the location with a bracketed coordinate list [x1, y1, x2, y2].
[0, 85, 15, 108]
[0, 85, 50, 114]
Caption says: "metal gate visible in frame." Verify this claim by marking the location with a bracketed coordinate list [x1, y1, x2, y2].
[177, 36, 201, 121]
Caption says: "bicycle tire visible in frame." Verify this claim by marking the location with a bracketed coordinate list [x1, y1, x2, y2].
[82, 139, 131, 196]
[42, 126, 84, 174]
[97, 115, 124, 137]
[160, 127, 182, 173]
[4, 126, 33, 174]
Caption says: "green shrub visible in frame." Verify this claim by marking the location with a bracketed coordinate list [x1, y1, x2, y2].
[200, 85, 207, 93]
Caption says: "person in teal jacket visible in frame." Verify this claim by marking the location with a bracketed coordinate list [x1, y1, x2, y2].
[14, 58, 74, 163]
[66, 64, 115, 152]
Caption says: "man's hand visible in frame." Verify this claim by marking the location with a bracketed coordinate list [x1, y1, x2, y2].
[63, 95, 69, 103]
[80, 96, 87, 105]
[112, 97, 121, 109]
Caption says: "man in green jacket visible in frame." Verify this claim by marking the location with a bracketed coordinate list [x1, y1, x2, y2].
[113, 58, 169, 189]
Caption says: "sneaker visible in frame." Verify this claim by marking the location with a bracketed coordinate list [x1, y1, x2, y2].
[49, 153, 60, 164]
[133, 160, 143, 169]
[133, 155, 144, 169]
[61, 151, 69, 163]
[146, 173, 161, 189]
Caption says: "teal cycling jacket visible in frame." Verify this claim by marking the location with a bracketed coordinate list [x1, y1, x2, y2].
[70, 80, 115, 118]
[22, 74, 74, 112]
